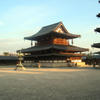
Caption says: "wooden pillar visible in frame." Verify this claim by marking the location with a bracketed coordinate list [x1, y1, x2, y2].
[31, 41, 33, 47]
[71, 39, 73, 45]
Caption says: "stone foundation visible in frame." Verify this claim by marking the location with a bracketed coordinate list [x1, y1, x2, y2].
[23, 62, 76, 68]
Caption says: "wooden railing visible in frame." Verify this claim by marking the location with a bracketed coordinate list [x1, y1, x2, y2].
[60, 52, 84, 56]
[36, 38, 69, 46]
[53, 38, 69, 45]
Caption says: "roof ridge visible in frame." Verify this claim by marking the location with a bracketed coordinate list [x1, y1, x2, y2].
[43, 21, 62, 28]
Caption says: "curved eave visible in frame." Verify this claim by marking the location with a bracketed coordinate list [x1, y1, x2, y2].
[53, 32, 80, 39]
[94, 28, 100, 33]
[96, 13, 100, 18]
[93, 51, 100, 54]
[20, 45, 89, 53]
[92, 43, 100, 48]
[24, 35, 34, 40]
[20, 45, 66, 53]
[65, 46, 89, 52]
[24, 32, 80, 41]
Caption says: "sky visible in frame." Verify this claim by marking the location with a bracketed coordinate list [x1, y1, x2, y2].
[0, 0, 100, 54]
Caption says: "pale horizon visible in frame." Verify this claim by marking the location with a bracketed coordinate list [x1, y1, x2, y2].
[0, 0, 100, 54]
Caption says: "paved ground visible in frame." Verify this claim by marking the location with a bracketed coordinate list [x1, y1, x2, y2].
[0, 67, 100, 100]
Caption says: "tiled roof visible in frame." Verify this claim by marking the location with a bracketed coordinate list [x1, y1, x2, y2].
[0, 56, 18, 60]
[24, 22, 80, 40]
[24, 22, 60, 40]
[20, 44, 88, 53]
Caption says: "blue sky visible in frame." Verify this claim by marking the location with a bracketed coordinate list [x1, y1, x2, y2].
[0, 0, 100, 54]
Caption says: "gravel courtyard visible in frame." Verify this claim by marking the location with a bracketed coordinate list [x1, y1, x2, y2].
[0, 67, 100, 100]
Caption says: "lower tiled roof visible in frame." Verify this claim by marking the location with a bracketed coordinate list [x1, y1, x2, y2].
[20, 44, 88, 53]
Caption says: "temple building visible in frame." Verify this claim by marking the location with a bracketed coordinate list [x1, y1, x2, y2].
[19, 22, 88, 67]
[0, 55, 18, 65]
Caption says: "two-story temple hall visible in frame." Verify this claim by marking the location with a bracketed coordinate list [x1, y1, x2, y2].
[18, 22, 89, 67]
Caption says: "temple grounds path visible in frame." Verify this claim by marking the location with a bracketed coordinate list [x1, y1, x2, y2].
[0, 67, 100, 100]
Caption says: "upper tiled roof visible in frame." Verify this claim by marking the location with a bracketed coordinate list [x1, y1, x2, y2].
[24, 22, 80, 40]
[24, 22, 60, 40]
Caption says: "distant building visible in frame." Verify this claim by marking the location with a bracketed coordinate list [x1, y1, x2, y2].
[0, 54, 18, 65]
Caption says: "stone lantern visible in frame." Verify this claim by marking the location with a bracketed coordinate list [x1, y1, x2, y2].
[15, 51, 25, 70]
